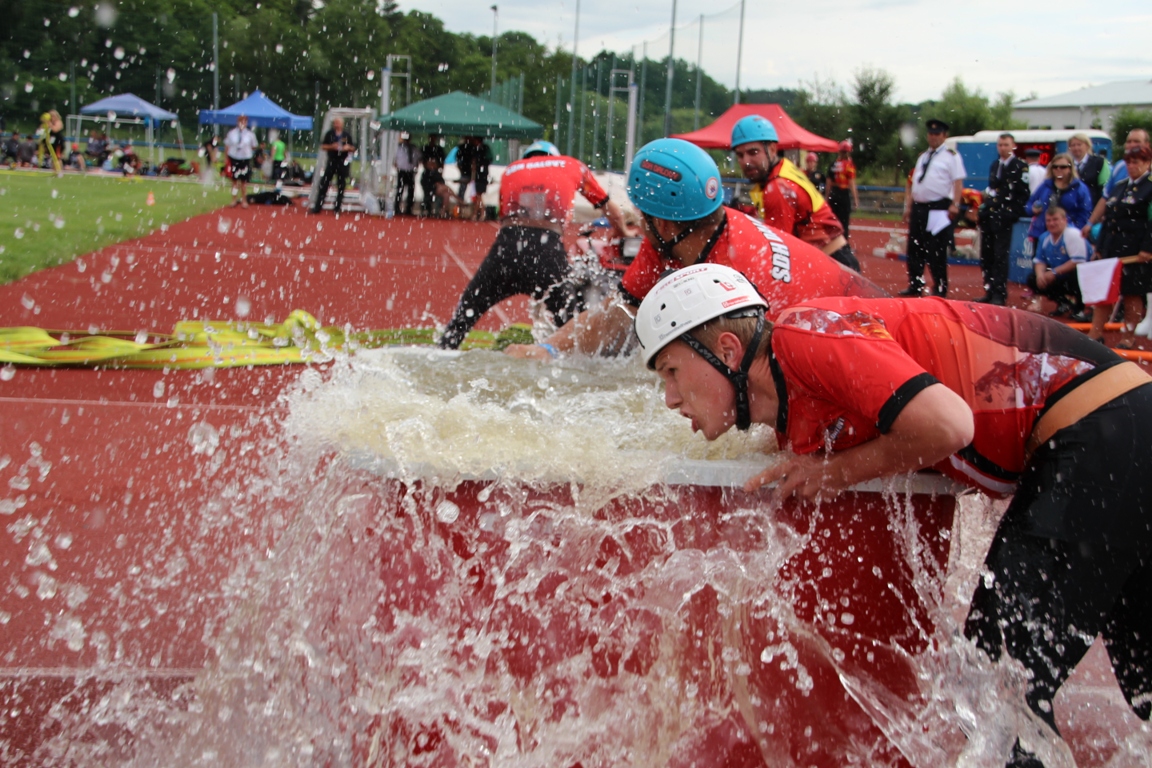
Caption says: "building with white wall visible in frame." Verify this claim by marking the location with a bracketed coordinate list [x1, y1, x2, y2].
[1013, 79, 1152, 130]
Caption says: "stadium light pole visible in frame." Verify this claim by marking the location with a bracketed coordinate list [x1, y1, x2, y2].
[567, 0, 580, 156]
[663, 0, 677, 137]
[734, 0, 745, 104]
[490, 5, 498, 94]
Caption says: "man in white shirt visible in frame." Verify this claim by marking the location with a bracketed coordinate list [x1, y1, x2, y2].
[1025, 148, 1047, 195]
[900, 118, 966, 297]
[224, 115, 259, 208]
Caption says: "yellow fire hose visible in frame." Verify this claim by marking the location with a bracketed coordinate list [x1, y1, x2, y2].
[0, 311, 534, 369]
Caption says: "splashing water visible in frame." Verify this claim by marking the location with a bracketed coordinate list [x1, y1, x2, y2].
[21, 350, 1120, 767]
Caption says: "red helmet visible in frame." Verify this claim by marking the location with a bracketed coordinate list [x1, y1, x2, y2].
[838, 139, 852, 152]
[805, 151, 819, 163]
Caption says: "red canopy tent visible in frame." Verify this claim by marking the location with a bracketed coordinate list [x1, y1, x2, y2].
[672, 104, 840, 153]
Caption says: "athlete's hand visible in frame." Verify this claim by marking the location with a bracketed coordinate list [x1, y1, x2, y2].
[901, 209, 910, 225]
[503, 343, 554, 360]
[744, 453, 840, 503]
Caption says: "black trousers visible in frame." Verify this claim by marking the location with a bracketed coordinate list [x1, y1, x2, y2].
[395, 169, 415, 215]
[907, 201, 952, 296]
[828, 187, 852, 238]
[439, 226, 582, 349]
[827, 243, 860, 272]
[964, 385, 1152, 748]
[979, 223, 1014, 301]
[313, 163, 349, 213]
[1026, 269, 1082, 308]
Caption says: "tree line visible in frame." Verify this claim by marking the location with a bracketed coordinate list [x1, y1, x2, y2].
[4, 0, 1106, 181]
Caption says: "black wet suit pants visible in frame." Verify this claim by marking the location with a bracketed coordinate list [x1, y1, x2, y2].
[439, 225, 580, 349]
[964, 384, 1152, 765]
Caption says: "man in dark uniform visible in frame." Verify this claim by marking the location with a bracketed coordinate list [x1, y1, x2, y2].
[976, 132, 1029, 305]
[312, 117, 356, 214]
[420, 133, 446, 216]
[900, 118, 966, 297]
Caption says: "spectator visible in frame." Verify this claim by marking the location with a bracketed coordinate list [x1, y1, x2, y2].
[730, 116, 858, 270]
[1025, 152, 1092, 250]
[976, 132, 1029, 305]
[311, 116, 356, 214]
[224, 115, 259, 208]
[85, 130, 109, 167]
[393, 132, 421, 216]
[1025, 148, 1047, 194]
[66, 142, 86, 172]
[1028, 206, 1089, 318]
[900, 118, 965, 297]
[1083, 128, 1151, 239]
[1068, 132, 1109, 205]
[826, 140, 859, 238]
[118, 142, 141, 175]
[270, 130, 287, 185]
[3, 133, 20, 166]
[803, 151, 826, 195]
[48, 110, 65, 165]
[468, 136, 493, 220]
[1088, 144, 1152, 347]
[420, 133, 446, 216]
[16, 135, 35, 167]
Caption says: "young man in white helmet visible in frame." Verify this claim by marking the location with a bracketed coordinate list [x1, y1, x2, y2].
[505, 138, 884, 360]
[636, 262, 1152, 766]
[439, 140, 628, 349]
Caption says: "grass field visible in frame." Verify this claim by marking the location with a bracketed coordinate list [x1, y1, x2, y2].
[0, 172, 232, 284]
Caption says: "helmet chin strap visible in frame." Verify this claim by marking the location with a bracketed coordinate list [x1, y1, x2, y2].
[644, 213, 701, 261]
[679, 309, 766, 431]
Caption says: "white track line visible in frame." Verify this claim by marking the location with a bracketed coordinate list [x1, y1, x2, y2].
[443, 242, 511, 325]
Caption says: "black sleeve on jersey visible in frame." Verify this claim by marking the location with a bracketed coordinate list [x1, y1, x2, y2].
[876, 372, 940, 434]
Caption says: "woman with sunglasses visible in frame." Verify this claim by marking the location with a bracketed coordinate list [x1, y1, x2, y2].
[1024, 152, 1093, 249]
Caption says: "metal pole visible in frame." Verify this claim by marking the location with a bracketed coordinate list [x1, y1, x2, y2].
[638, 43, 647, 147]
[579, 64, 587, 161]
[606, 55, 616, 171]
[490, 5, 498, 94]
[69, 61, 76, 116]
[694, 15, 703, 130]
[734, 0, 745, 104]
[554, 75, 563, 144]
[663, 0, 677, 137]
[567, 0, 580, 156]
[212, 12, 219, 136]
[592, 60, 602, 169]
[518, 73, 524, 114]
[625, 82, 638, 172]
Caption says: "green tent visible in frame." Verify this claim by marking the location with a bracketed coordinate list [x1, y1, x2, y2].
[382, 91, 542, 140]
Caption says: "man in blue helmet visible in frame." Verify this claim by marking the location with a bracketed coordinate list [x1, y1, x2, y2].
[505, 138, 884, 360]
[439, 140, 628, 349]
[729, 115, 859, 271]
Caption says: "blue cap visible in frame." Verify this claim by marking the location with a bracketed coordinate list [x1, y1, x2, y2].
[730, 115, 778, 148]
[627, 139, 723, 221]
[521, 140, 560, 159]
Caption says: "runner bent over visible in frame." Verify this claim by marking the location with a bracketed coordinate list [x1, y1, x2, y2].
[730, 115, 859, 271]
[505, 138, 885, 360]
[438, 141, 627, 349]
[636, 265, 1152, 767]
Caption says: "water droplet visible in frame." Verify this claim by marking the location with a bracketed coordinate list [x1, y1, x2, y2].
[54, 218, 65, 229]
[152, 381, 165, 398]
[275, 43, 284, 53]
[68, 6, 79, 16]
[0, 365, 14, 382]
[166, 67, 175, 83]
[188, 421, 220, 456]
[435, 500, 460, 524]
[840, 612, 855, 625]
[235, 296, 251, 317]
[14, 228, 24, 239]
[113, 47, 125, 60]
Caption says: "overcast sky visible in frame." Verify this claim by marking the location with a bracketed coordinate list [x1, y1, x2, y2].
[401, 0, 1151, 104]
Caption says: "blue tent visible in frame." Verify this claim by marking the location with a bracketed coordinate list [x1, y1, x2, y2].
[198, 89, 313, 131]
[80, 93, 177, 124]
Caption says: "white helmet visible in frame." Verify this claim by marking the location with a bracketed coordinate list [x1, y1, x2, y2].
[635, 263, 768, 431]
[635, 263, 768, 370]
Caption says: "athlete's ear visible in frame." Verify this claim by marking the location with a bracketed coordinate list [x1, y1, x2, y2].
[715, 331, 744, 369]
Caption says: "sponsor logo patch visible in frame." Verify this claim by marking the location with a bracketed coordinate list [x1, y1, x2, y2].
[640, 159, 682, 181]
[705, 176, 719, 199]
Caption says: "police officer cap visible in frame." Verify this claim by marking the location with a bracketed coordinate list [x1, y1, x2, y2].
[1024, 148, 1042, 157]
[925, 119, 949, 133]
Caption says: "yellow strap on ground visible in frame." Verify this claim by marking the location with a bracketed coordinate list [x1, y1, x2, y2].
[0, 312, 534, 369]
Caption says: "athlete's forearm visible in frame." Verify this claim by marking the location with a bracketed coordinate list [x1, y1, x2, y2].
[543, 294, 635, 356]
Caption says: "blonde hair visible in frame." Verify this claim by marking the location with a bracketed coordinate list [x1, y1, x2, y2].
[1046, 152, 1079, 182]
[1069, 133, 1092, 148]
[691, 314, 773, 361]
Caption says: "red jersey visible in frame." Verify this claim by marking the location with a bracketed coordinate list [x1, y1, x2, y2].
[749, 158, 844, 250]
[620, 210, 885, 319]
[770, 296, 1120, 496]
[828, 157, 856, 190]
[499, 155, 609, 224]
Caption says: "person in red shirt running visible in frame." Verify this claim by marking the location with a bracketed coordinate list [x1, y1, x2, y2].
[504, 138, 885, 360]
[635, 263, 1152, 765]
[439, 140, 627, 349]
[730, 115, 859, 271]
[827, 139, 860, 238]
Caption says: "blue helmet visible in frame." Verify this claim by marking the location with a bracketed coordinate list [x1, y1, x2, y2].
[730, 115, 778, 148]
[521, 140, 560, 159]
[627, 138, 723, 221]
